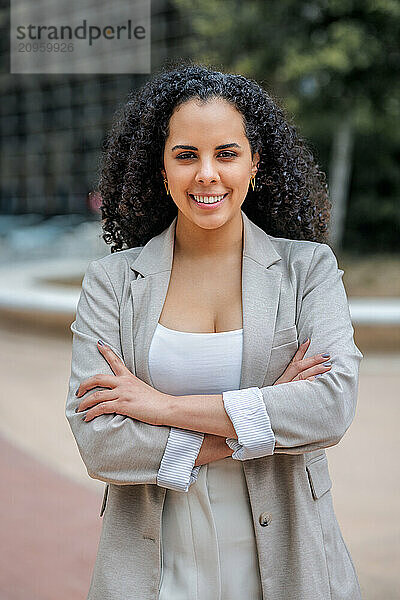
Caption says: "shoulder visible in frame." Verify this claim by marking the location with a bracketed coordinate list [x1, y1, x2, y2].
[83, 246, 144, 287]
[266, 233, 339, 276]
[95, 246, 143, 271]
[266, 232, 336, 261]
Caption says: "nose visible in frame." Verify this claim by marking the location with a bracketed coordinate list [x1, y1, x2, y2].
[194, 158, 220, 185]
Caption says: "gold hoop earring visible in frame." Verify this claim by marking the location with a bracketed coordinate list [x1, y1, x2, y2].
[163, 177, 171, 196]
[250, 174, 256, 192]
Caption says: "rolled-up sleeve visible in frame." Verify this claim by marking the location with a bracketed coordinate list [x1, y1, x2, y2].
[223, 387, 276, 459]
[157, 428, 204, 492]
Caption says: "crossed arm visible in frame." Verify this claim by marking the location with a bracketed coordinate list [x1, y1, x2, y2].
[75, 338, 334, 489]
[75, 339, 272, 488]
[67, 243, 362, 491]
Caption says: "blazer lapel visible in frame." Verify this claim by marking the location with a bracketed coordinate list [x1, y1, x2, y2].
[130, 217, 177, 386]
[240, 211, 282, 389]
[240, 258, 282, 389]
[129, 210, 282, 390]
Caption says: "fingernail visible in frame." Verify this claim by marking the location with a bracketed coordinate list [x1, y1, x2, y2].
[322, 353, 330, 358]
[302, 338, 309, 344]
[75, 387, 79, 396]
[323, 361, 331, 366]
[75, 407, 80, 413]
[98, 340, 104, 346]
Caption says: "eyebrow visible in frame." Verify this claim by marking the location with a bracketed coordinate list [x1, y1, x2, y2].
[171, 143, 242, 152]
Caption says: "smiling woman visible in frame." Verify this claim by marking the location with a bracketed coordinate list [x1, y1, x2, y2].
[66, 61, 363, 600]
[98, 62, 330, 251]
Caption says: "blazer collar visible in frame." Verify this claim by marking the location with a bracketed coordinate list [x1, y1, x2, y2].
[130, 209, 282, 276]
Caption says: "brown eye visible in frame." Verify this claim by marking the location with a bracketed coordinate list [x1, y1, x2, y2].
[218, 151, 237, 158]
[176, 153, 196, 160]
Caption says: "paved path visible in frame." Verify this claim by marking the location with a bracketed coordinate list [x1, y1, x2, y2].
[0, 436, 101, 600]
[0, 324, 399, 599]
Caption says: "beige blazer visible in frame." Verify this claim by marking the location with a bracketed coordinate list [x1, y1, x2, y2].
[66, 209, 363, 600]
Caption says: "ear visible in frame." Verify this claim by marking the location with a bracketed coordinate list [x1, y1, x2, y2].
[251, 150, 261, 175]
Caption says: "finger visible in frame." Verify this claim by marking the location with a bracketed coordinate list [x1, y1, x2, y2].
[308, 362, 332, 377]
[97, 341, 129, 376]
[290, 352, 332, 376]
[76, 374, 117, 397]
[77, 389, 117, 412]
[291, 338, 311, 363]
[84, 400, 121, 422]
[293, 363, 332, 381]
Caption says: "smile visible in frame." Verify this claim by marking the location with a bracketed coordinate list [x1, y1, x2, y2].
[189, 193, 228, 208]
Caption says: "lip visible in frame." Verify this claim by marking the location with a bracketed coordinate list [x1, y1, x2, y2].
[189, 192, 228, 210]
[190, 193, 228, 197]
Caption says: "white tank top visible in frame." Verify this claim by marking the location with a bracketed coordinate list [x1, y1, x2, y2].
[149, 322, 263, 600]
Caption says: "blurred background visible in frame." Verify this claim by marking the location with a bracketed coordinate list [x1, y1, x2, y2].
[0, 1, 399, 598]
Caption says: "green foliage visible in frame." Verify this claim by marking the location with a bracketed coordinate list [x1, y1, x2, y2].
[171, 0, 400, 253]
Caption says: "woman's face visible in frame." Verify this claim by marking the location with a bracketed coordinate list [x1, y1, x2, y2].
[161, 97, 260, 230]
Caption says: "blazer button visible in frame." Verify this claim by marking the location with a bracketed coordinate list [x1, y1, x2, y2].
[259, 512, 272, 527]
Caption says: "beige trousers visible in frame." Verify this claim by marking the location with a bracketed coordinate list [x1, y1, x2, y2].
[158, 457, 263, 600]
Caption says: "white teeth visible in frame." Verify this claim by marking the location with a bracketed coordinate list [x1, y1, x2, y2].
[193, 194, 225, 204]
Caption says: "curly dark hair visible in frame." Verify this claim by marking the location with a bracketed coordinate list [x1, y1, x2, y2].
[98, 60, 331, 252]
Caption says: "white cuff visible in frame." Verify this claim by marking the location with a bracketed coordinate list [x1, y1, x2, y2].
[223, 387, 275, 460]
[157, 427, 204, 492]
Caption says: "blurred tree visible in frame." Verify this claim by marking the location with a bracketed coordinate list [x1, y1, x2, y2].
[172, 0, 400, 252]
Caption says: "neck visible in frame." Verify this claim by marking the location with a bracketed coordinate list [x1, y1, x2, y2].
[174, 210, 244, 261]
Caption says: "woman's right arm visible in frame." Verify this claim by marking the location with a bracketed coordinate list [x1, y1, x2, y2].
[65, 259, 171, 486]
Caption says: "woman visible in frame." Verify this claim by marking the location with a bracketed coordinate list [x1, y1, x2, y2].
[66, 63, 363, 600]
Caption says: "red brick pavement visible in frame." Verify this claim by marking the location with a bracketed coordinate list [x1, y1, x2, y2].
[0, 435, 102, 600]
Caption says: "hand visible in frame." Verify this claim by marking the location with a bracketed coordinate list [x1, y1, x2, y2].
[273, 338, 331, 385]
[75, 340, 168, 425]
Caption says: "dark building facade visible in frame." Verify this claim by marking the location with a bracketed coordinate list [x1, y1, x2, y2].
[1, 1, 188, 215]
